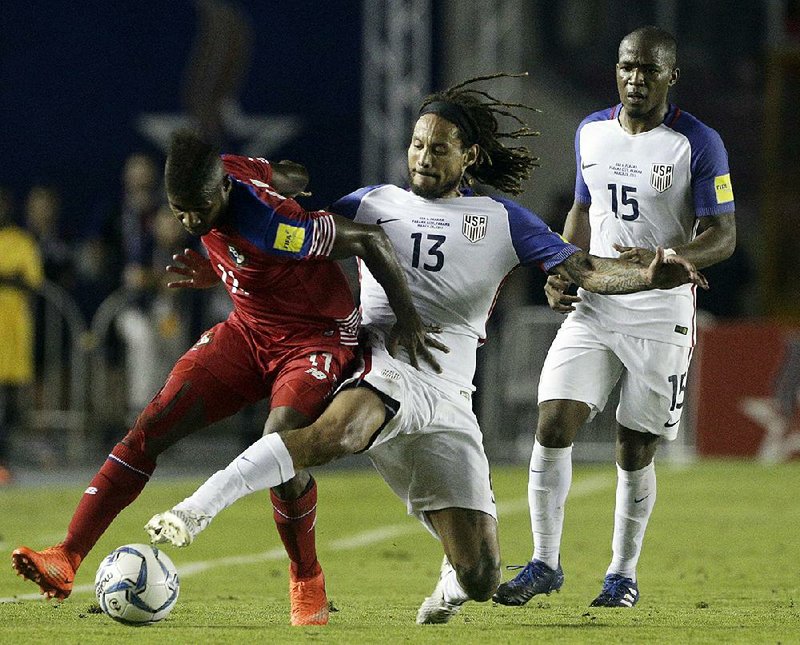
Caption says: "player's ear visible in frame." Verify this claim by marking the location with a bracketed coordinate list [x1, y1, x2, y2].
[669, 67, 680, 86]
[463, 143, 479, 168]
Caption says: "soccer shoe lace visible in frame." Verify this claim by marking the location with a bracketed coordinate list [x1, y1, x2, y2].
[289, 570, 329, 626]
[11, 544, 78, 600]
[589, 573, 639, 607]
[491, 559, 565, 606]
[416, 557, 465, 625]
[144, 508, 211, 547]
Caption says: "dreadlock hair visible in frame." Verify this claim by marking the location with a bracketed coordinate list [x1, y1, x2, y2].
[164, 128, 224, 202]
[417, 72, 539, 196]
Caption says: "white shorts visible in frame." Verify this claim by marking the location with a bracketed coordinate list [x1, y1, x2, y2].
[537, 315, 694, 440]
[340, 335, 496, 535]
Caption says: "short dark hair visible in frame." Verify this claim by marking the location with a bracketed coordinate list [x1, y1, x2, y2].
[620, 26, 677, 67]
[164, 129, 223, 201]
[418, 73, 539, 196]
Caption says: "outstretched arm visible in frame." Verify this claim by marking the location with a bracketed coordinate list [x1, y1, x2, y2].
[553, 246, 707, 294]
[329, 214, 448, 371]
[614, 213, 736, 270]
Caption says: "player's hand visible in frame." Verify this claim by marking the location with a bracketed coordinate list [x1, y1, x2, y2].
[643, 246, 709, 290]
[612, 243, 658, 266]
[166, 248, 218, 289]
[545, 274, 581, 314]
[387, 318, 450, 373]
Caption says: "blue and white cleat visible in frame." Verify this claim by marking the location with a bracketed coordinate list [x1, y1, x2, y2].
[589, 573, 639, 607]
[491, 559, 564, 606]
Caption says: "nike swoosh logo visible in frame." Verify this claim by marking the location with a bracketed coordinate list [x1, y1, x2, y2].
[376, 218, 400, 225]
[581, 162, 597, 169]
[664, 419, 680, 427]
[634, 495, 650, 503]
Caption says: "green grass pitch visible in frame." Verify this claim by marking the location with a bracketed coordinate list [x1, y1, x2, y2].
[1, 461, 799, 643]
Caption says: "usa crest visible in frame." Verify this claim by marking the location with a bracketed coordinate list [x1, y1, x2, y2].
[462, 214, 487, 243]
[650, 164, 674, 193]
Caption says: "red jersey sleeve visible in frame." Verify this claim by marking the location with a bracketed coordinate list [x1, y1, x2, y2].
[221, 154, 273, 185]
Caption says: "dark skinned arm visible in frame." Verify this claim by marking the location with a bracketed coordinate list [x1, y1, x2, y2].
[328, 214, 448, 371]
[269, 161, 311, 198]
[614, 213, 736, 269]
[546, 199, 712, 310]
[552, 246, 706, 295]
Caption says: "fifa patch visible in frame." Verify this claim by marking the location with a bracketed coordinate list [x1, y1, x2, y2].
[274, 223, 306, 252]
[650, 164, 674, 193]
[714, 173, 734, 204]
[227, 245, 246, 266]
[85, 486, 98, 495]
[674, 325, 688, 336]
[462, 213, 487, 243]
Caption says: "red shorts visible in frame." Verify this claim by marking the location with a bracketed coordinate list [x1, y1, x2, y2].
[128, 316, 355, 455]
[183, 316, 355, 418]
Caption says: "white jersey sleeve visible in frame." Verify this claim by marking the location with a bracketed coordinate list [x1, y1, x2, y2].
[572, 104, 735, 347]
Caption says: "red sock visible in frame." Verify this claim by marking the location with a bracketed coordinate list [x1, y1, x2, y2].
[271, 478, 321, 580]
[62, 442, 155, 566]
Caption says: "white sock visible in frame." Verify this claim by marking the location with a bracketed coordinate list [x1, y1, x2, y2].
[529, 440, 572, 570]
[441, 563, 470, 604]
[175, 433, 296, 517]
[607, 462, 656, 581]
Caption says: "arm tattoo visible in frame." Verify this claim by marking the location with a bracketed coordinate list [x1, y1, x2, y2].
[560, 251, 650, 295]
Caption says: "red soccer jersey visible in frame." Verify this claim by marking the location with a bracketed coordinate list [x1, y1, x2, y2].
[200, 155, 359, 347]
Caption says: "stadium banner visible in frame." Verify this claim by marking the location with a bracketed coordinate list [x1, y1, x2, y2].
[692, 322, 800, 460]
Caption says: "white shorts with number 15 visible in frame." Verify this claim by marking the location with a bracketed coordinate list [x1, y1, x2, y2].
[537, 315, 693, 440]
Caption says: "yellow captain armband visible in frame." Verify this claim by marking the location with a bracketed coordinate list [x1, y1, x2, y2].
[714, 173, 734, 204]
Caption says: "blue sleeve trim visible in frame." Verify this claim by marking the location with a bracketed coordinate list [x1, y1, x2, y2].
[329, 185, 384, 219]
[668, 109, 735, 214]
[494, 196, 579, 270]
[542, 245, 581, 272]
[230, 182, 315, 258]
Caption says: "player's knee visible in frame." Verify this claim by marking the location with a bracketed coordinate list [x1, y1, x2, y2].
[453, 555, 501, 602]
[536, 400, 586, 447]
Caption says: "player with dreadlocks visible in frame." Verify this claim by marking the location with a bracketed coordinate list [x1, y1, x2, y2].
[147, 74, 704, 624]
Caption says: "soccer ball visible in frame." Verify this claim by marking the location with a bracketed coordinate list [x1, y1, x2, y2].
[94, 544, 180, 625]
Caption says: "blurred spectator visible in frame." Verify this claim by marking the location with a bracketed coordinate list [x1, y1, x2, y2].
[80, 152, 163, 319]
[115, 204, 193, 424]
[25, 183, 74, 291]
[24, 183, 77, 382]
[0, 186, 44, 483]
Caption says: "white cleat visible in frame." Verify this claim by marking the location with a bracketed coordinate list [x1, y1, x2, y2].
[416, 557, 465, 625]
[145, 509, 211, 547]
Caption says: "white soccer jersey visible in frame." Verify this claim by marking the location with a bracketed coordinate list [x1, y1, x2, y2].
[573, 104, 735, 347]
[332, 185, 579, 390]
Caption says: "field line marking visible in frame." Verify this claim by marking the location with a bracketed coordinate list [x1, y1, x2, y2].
[2, 473, 610, 603]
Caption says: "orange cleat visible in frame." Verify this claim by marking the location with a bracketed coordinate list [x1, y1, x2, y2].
[11, 545, 78, 600]
[289, 569, 329, 626]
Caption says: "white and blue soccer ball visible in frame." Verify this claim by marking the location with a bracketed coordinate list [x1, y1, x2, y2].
[94, 543, 180, 625]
